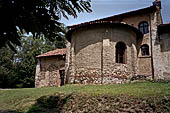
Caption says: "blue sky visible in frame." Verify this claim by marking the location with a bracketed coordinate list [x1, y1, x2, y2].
[60, 0, 170, 26]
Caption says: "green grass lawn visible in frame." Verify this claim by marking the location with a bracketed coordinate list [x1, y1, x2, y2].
[0, 82, 170, 112]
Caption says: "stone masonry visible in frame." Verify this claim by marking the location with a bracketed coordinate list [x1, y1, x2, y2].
[65, 0, 165, 84]
[67, 24, 142, 84]
[35, 49, 66, 88]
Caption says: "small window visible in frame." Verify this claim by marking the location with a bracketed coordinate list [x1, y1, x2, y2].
[116, 42, 127, 64]
[138, 21, 149, 34]
[141, 44, 149, 56]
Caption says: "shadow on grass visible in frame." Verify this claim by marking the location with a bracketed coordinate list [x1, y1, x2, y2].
[27, 93, 72, 113]
[0, 110, 22, 113]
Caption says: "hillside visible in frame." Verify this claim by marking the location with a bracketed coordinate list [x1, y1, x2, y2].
[0, 82, 170, 113]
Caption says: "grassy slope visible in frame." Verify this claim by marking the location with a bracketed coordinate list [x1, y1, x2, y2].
[0, 82, 170, 112]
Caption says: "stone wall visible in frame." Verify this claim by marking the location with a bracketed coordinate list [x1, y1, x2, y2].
[153, 33, 170, 80]
[67, 13, 154, 84]
[69, 27, 103, 84]
[69, 25, 141, 84]
[65, 0, 164, 84]
[35, 56, 65, 88]
[102, 27, 138, 83]
[150, 4, 165, 80]
[122, 13, 153, 76]
[67, 11, 156, 84]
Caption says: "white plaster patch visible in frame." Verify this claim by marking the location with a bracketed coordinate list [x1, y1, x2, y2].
[103, 39, 110, 46]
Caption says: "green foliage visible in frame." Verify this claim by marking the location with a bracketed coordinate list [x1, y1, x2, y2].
[0, 0, 91, 49]
[0, 33, 66, 88]
[0, 0, 91, 87]
[0, 47, 15, 88]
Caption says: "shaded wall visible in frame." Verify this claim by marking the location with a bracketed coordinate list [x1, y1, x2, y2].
[153, 32, 170, 80]
[69, 25, 139, 84]
[35, 56, 65, 88]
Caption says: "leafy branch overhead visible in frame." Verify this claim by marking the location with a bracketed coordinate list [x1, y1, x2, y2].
[0, 0, 92, 49]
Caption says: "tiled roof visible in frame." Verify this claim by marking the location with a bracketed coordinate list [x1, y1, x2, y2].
[36, 48, 66, 58]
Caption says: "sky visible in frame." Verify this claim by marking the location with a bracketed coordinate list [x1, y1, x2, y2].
[60, 0, 170, 26]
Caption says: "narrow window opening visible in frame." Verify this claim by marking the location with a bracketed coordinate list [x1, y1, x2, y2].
[141, 44, 149, 56]
[138, 21, 149, 34]
[116, 42, 126, 64]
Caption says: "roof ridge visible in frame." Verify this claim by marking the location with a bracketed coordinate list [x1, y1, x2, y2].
[36, 48, 66, 58]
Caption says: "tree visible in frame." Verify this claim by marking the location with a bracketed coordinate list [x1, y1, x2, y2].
[0, 47, 15, 88]
[0, 0, 91, 50]
[0, 33, 66, 88]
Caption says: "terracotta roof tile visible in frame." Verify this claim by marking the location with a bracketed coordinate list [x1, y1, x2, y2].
[36, 48, 66, 58]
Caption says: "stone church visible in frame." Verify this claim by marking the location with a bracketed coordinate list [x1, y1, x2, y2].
[35, 0, 170, 87]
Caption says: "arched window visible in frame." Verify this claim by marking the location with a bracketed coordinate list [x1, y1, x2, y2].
[141, 44, 149, 56]
[116, 42, 127, 64]
[138, 21, 149, 34]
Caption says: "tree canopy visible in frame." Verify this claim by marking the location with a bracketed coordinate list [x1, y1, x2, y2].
[0, 34, 66, 88]
[0, 0, 91, 49]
